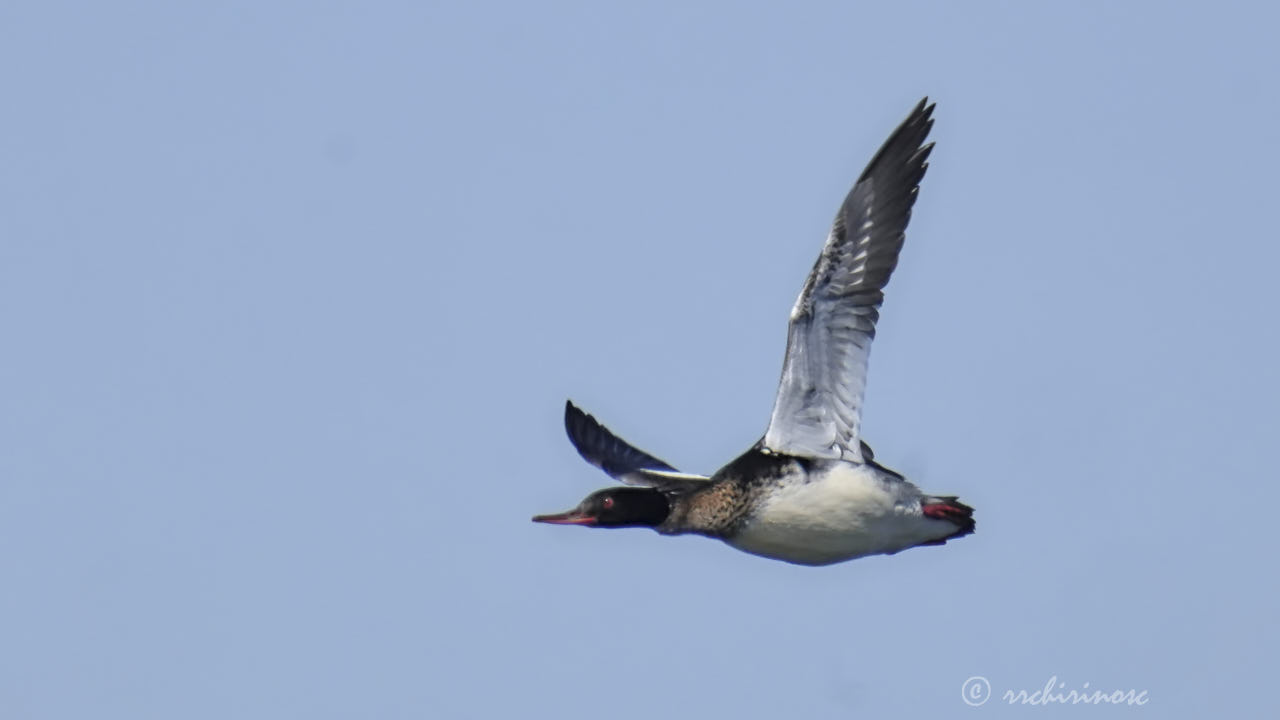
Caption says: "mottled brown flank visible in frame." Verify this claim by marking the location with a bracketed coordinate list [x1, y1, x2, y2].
[661, 481, 750, 538]
[658, 447, 807, 538]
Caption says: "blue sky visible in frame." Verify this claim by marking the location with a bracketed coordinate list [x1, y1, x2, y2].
[2, 1, 1276, 717]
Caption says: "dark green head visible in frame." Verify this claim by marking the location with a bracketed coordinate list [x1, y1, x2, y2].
[533, 487, 670, 528]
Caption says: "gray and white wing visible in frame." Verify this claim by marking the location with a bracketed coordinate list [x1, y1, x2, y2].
[762, 99, 935, 462]
[564, 400, 710, 489]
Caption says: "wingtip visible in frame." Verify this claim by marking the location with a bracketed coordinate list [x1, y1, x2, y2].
[564, 398, 588, 434]
[910, 98, 937, 132]
[563, 399, 602, 469]
[852, 97, 937, 187]
[567, 398, 596, 421]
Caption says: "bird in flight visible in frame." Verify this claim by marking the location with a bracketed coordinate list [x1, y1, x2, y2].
[534, 99, 974, 566]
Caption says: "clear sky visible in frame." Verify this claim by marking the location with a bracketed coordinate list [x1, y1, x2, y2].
[2, 1, 1276, 718]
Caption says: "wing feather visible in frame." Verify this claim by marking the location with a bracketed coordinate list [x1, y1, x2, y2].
[762, 99, 935, 462]
[564, 400, 710, 487]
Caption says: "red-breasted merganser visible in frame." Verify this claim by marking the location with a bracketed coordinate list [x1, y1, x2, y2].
[534, 99, 974, 566]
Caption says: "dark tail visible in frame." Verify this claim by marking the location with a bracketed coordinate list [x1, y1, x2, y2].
[920, 496, 975, 545]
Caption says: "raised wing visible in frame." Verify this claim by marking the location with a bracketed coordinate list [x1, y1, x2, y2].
[762, 99, 935, 462]
[564, 400, 710, 489]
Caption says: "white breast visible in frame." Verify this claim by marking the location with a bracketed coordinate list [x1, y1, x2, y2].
[727, 463, 949, 566]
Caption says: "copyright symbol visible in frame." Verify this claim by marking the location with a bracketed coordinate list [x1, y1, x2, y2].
[961, 676, 990, 706]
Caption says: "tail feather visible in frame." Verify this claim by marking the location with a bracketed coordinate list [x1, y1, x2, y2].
[919, 496, 975, 545]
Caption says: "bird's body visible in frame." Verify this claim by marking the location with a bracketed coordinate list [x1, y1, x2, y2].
[535, 98, 975, 566]
[710, 453, 963, 566]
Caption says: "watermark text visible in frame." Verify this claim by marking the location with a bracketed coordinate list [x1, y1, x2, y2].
[962, 676, 1149, 707]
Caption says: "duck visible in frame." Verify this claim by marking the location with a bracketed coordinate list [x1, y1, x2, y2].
[534, 98, 974, 566]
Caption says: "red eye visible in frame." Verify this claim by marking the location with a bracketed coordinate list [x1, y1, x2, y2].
[602, 497, 614, 510]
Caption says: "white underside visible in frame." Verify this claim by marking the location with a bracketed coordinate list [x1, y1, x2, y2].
[727, 463, 956, 566]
